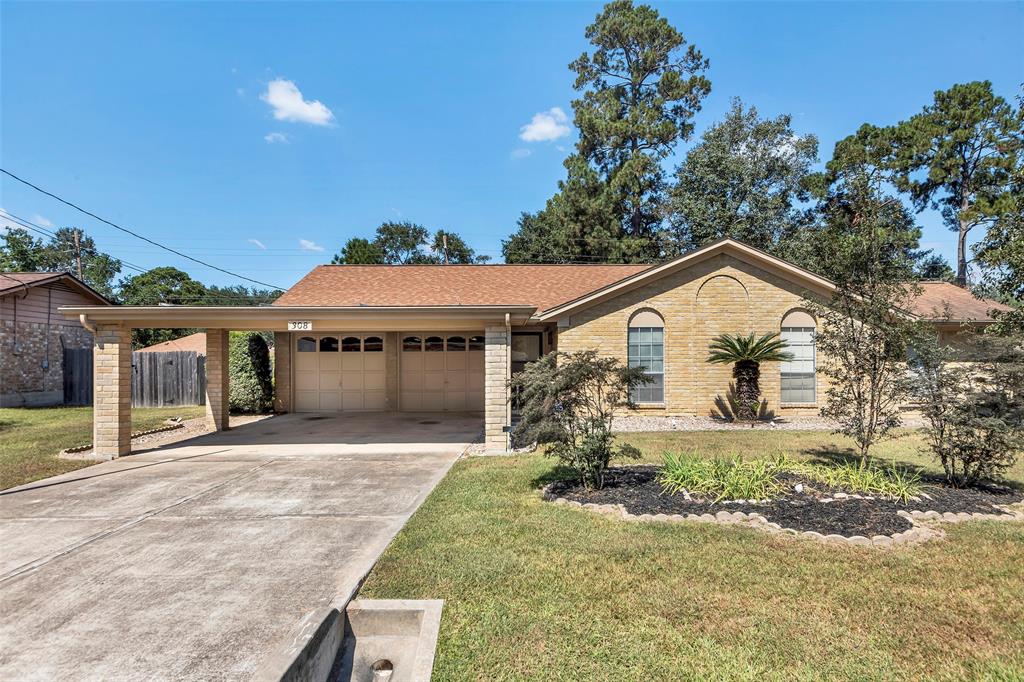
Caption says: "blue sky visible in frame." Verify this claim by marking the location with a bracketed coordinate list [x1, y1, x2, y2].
[2, 1, 1021, 290]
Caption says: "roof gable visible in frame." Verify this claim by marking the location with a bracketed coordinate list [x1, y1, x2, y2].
[0, 272, 113, 305]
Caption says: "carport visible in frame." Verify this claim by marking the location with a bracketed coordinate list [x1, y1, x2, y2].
[59, 304, 537, 457]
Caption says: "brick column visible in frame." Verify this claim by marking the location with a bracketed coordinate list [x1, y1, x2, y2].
[273, 331, 292, 413]
[484, 324, 510, 452]
[205, 329, 230, 431]
[93, 323, 132, 459]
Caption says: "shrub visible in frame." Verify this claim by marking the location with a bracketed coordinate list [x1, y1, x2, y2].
[512, 351, 649, 490]
[911, 333, 1024, 487]
[660, 453, 782, 501]
[659, 453, 922, 502]
[228, 331, 273, 413]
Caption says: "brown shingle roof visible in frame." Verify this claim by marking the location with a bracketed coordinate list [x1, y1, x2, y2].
[910, 282, 1011, 322]
[273, 264, 651, 312]
[138, 332, 208, 354]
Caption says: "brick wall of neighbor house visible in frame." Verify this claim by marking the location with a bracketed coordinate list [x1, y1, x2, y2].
[556, 253, 828, 418]
[0, 320, 93, 407]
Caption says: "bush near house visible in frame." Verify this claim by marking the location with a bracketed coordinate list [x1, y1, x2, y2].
[510, 350, 648, 490]
[228, 331, 273, 413]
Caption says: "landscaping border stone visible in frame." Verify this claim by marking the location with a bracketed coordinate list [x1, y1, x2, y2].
[540, 482, 1024, 548]
[60, 422, 186, 456]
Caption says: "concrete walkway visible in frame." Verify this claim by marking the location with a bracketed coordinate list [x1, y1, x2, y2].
[0, 413, 479, 681]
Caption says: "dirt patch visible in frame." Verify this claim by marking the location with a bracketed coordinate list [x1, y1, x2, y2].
[547, 466, 1023, 537]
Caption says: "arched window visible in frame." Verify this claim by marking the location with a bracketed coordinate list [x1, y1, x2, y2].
[446, 336, 466, 351]
[780, 310, 816, 404]
[628, 310, 664, 403]
[363, 336, 384, 352]
[402, 336, 422, 352]
[425, 336, 444, 352]
[319, 336, 339, 352]
[297, 336, 316, 352]
[341, 336, 361, 352]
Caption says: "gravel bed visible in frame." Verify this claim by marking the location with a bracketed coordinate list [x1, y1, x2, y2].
[547, 465, 1023, 537]
[612, 415, 927, 432]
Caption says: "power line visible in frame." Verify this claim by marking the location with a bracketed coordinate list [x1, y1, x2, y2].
[0, 209, 277, 303]
[1, 168, 285, 290]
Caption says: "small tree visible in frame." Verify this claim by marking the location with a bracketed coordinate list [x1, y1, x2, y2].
[911, 333, 1024, 487]
[229, 332, 273, 413]
[706, 332, 792, 421]
[807, 171, 925, 466]
[511, 351, 648, 490]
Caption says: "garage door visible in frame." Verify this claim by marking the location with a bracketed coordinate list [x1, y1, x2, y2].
[294, 334, 386, 412]
[400, 334, 485, 412]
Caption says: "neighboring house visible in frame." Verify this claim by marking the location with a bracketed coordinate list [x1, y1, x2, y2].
[59, 239, 1009, 457]
[137, 331, 207, 355]
[1, 272, 114, 407]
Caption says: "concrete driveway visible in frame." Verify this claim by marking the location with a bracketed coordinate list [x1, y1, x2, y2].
[0, 412, 479, 681]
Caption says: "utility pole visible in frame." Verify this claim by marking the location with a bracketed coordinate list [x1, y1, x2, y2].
[72, 228, 83, 280]
[441, 233, 449, 264]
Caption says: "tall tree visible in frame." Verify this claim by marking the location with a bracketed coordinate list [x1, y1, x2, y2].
[667, 98, 818, 255]
[973, 153, 1024, 335]
[374, 221, 430, 264]
[331, 237, 385, 264]
[0, 226, 121, 297]
[503, 0, 710, 263]
[834, 81, 1023, 286]
[430, 230, 490, 264]
[118, 266, 208, 348]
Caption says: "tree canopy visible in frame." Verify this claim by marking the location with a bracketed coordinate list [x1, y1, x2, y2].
[0, 226, 122, 297]
[666, 98, 819, 256]
[332, 222, 487, 264]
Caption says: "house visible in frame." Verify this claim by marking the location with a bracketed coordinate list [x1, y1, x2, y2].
[137, 331, 208, 355]
[58, 239, 1009, 458]
[1, 272, 114, 407]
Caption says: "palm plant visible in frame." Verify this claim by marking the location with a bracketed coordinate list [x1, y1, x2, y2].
[707, 332, 793, 421]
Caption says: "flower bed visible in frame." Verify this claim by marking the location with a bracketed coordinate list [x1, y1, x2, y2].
[543, 465, 1024, 546]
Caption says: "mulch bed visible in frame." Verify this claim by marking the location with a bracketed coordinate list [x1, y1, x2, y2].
[547, 466, 1024, 537]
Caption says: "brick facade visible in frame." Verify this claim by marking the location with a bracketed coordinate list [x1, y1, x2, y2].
[484, 324, 510, 451]
[92, 324, 132, 458]
[273, 331, 292, 413]
[0, 320, 93, 406]
[555, 253, 827, 418]
[205, 329, 230, 431]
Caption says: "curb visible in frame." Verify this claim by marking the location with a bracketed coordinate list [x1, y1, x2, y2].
[541, 484, 1024, 549]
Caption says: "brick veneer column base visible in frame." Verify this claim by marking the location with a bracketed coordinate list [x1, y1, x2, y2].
[205, 329, 230, 431]
[484, 324, 510, 452]
[93, 324, 132, 459]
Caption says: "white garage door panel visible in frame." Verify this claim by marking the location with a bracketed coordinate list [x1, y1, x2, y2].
[400, 333, 485, 412]
[293, 334, 387, 412]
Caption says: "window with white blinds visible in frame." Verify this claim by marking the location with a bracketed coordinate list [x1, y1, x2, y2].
[780, 326, 815, 404]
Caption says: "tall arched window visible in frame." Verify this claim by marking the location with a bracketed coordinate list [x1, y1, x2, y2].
[628, 310, 664, 404]
[781, 310, 816, 404]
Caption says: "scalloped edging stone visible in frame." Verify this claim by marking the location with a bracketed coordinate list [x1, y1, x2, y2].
[60, 422, 186, 456]
[541, 483, 1024, 548]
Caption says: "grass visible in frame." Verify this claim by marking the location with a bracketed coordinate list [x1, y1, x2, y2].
[359, 430, 1024, 680]
[0, 405, 206, 490]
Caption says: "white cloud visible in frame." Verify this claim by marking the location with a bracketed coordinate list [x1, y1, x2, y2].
[519, 107, 570, 142]
[299, 238, 325, 252]
[264, 132, 289, 144]
[391, 207, 403, 217]
[261, 78, 334, 126]
[248, 239, 267, 250]
[510, 148, 532, 160]
[32, 214, 53, 227]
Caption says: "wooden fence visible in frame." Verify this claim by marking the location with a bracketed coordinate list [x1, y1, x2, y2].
[63, 349, 206, 408]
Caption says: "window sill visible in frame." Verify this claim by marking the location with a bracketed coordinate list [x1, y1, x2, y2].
[780, 403, 817, 409]
[633, 402, 666, 410]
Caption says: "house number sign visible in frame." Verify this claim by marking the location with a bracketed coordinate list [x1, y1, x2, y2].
[288, 320, 313, 331]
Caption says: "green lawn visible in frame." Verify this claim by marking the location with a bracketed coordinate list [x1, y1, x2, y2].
[0, 405, 206, 490]
[359, 430, 1024, 680]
